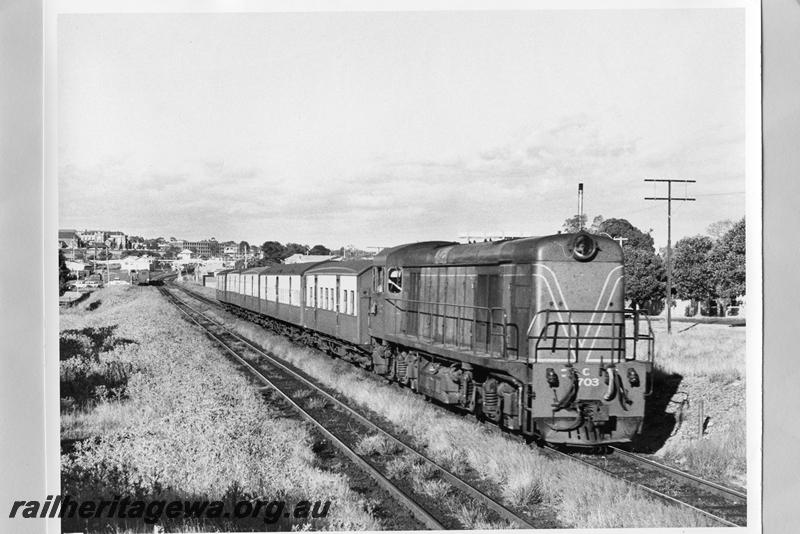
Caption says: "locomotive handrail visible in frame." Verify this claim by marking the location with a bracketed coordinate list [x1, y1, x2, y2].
[383, 296, 519, 359]
[528, 308, 654, 363]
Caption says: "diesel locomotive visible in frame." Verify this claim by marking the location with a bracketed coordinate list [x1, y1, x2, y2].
[216, 232, 654, 446]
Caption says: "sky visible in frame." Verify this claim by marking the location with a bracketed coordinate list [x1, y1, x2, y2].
[58, 8, 747, 250]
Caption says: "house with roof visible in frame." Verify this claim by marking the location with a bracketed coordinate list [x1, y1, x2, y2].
[120, 255, 153, 271]
[58, 229, 81, 249]
[284, 254, 339, 264]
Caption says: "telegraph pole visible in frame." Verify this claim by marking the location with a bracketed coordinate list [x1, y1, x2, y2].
[644, 179, 696, 334]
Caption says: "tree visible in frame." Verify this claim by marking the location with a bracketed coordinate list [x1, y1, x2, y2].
[597, 218, 655, 251]
[624, 248, 666, 310]
[309, 244, 331, 255]
[707, 219, 734, 241]
[589, 215, 604, 233]
[625, 246, 667, 309]
[710, 217, 746, 299]
[260, 241, 286, 263]
[591, 217, 664, 309]
[672, 235, 716, 302]
[282, 242, 309, 259]
[561, 214, 604, 234]
[238, 241, 250, 254]
[59, 250, 70, 296]
[561, 214, 588, 233]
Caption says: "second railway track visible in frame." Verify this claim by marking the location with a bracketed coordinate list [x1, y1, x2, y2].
[159, 284, 544, 530]
[541, 444, 747, 527]
[165, 281, 749, 529]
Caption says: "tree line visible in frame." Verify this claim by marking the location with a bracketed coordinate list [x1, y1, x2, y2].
[562, 215, 745, 315]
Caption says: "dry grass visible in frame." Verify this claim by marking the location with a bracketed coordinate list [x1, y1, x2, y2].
[194, 290, 718, 528]
[353, 434, 402, 457]
[60, 285, 380, 532]
[652, 321, 746, 383]
[648, 320, 748, 487]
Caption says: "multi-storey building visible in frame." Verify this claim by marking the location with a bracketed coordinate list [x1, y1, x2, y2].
[76, 229, 128, 249]
[183, 239, 220, 258]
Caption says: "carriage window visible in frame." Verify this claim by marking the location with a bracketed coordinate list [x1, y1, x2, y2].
[387, 267, 402, 293]
[375, 267, 384, 293]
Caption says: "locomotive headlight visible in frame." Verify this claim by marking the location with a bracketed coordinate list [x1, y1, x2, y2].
[572, 233, 598, 261]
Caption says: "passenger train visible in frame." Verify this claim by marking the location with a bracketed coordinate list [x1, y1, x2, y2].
[216, 232, 654, 446]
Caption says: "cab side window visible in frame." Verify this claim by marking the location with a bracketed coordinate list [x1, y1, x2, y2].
[375, 267, 384, 293]
[387, 267, 402, 294]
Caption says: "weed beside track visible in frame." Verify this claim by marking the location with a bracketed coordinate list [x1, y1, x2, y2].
[60, 285, 379, 532]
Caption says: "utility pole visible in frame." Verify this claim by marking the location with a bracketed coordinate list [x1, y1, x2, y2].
[644, 179, 696, 334]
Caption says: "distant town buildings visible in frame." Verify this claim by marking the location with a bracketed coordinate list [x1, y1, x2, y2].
[75, 229, 128, 249]
[119, 255, 154, 271]
[183, 239, 220, 258]
[59, 229, 341, 272]
[58, 229, 81, 249]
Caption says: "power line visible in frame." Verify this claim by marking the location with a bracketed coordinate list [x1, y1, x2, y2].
[644, 178, 696, 335]
[692, 191, 745, 197]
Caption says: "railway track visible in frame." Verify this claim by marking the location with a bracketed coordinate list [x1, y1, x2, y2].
[159, 284, 541, 530]
[166, 282, 748, 528]
[541, 445, 747, 527]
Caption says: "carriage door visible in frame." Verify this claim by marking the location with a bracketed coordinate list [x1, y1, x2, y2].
[335, 276, 341, 337]
[313, 275, 319, 325]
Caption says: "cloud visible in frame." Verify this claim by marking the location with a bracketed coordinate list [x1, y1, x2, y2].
[60, 109, 744, 248]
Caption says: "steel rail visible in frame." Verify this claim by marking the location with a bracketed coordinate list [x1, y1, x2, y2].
[609, 446, 747, 502]
[540, 446, 740, 527]
[171, 282, 747, 529]
[162, 285, 536, 529]
[159, 287, 444, 530]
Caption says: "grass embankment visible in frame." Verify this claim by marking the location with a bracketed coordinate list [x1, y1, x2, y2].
[60, 286, 379, 532]
[181, 281, 716, 529]
[647, 321, 747, 487]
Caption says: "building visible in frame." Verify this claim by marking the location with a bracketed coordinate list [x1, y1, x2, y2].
[183, 239, 220, 258]
[284, 254, 339, 264]
[106, 231, 128, 250]
[58, 229, 81, 249]
[65, 260, 90, 273]
[120, 255, 153, 271]
[77, 230, 105, 244]
[221, 242, 238, 257]
[76, 229, 128, 249]
[177, 249, 194, 262]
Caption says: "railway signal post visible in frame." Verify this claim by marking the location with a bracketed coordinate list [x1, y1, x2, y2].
[644, 179, 696, 334]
